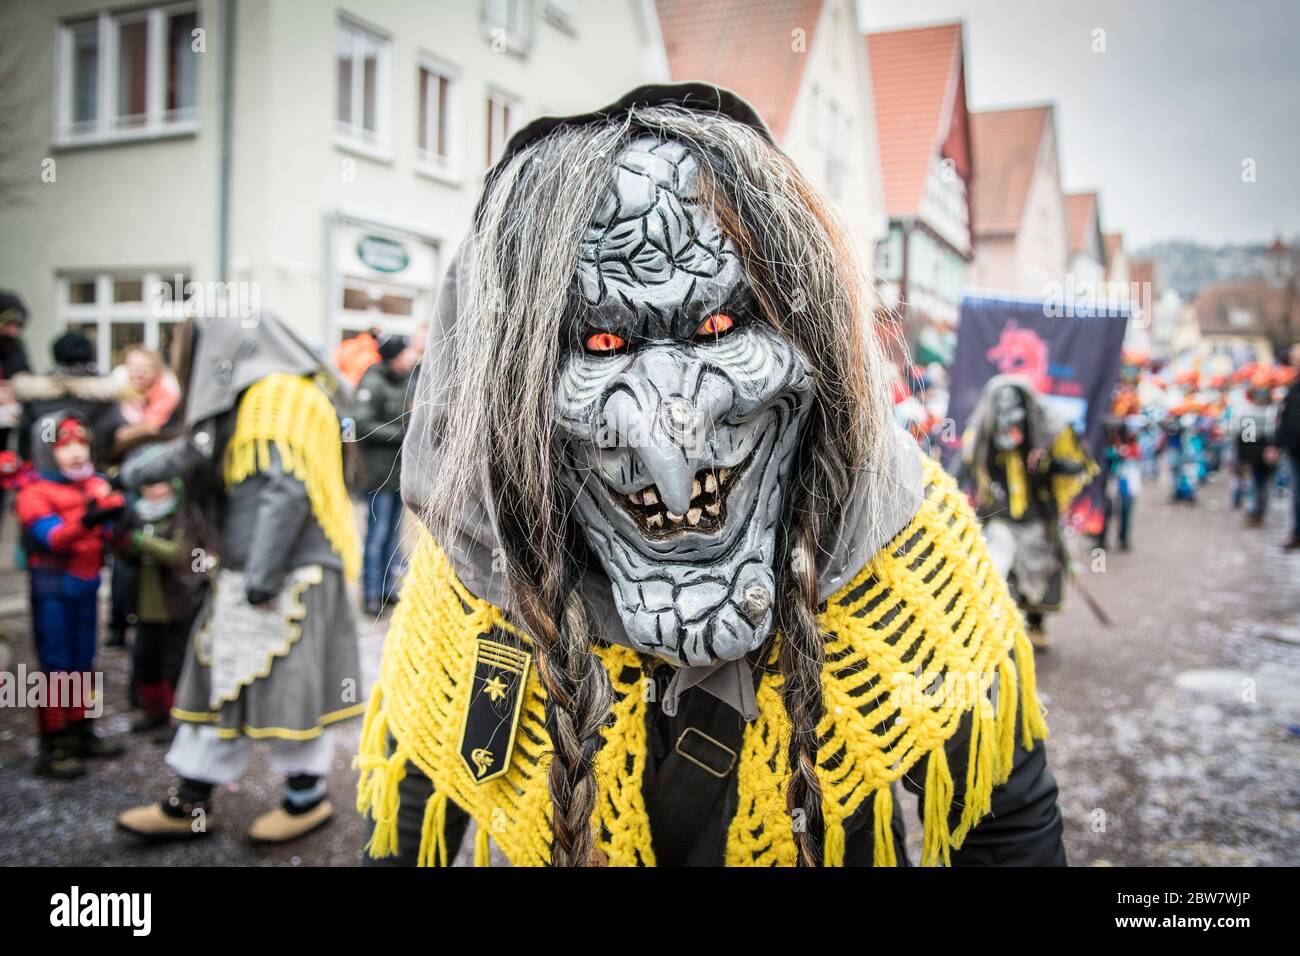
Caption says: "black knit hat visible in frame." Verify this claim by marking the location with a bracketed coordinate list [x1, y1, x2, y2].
[0, 290, 27, 325]
[377, 334, 409, 363]
[52, 331, 96, 366]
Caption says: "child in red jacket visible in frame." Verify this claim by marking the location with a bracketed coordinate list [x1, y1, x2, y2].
[15, 414, 127, 778]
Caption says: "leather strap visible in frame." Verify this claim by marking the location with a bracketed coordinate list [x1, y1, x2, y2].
[645, 666, 749, 865]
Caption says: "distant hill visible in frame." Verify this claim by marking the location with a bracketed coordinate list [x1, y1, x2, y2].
[1135, 237, 1299, 299]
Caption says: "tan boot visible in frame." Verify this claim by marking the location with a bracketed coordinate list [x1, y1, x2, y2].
[118, 802, 209, 840]
[247, 800, 333, 844]
[1028, 624, 1049, 652]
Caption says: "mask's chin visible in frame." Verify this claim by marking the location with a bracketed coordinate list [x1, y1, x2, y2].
[565, 426, 787, 667]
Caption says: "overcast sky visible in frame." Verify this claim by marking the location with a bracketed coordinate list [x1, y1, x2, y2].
[857, 0, 1300, 249]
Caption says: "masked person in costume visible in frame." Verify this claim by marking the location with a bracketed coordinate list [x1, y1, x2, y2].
[960, 376, 1097, 652]
[356, 85, 1066, 867]
[117, 313, 363, 844]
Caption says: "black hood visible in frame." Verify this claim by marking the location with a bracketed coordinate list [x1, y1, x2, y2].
[474, 82, 774, 226]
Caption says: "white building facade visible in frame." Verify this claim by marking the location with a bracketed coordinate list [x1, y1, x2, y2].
[0, 0, 669, 368]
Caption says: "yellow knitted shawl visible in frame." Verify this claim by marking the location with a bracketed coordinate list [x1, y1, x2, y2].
[223, 372, 361, 582]
[356, 457, 1047, 866]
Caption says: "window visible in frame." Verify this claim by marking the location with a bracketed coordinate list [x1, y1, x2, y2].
[56, 4, 199, 145]
[342, 281, 417, 320]
[486, 90, 520, 167]
[482, 0, 533, 53]
[336, 17, 390, 156]
[543, 0, 577, 31]
[822, 102, 851, 199]
[59, 271, 189, 371]
[807, 85, 820, 146]
[417, 58, 459, 180]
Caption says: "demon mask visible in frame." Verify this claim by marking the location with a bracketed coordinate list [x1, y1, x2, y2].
[992, 385, 1028, 451]
[553, 136, 812, 667]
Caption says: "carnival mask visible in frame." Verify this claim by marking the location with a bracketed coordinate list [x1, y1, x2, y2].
[554, 137, 813, 666]
[993, 386, 1027, 451]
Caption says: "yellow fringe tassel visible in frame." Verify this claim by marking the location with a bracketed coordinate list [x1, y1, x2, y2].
[354, 684, 408, 859]
[475, 826, 492, 867]
[872, 785, 896, 867]
[953, 704, 991, 846]
[823, 818, 846, 867]
[996, 655, 1019, 779]
[921, 745, 954, 867]
[223, 372, 360, 582]
[417, 792, 449, 867]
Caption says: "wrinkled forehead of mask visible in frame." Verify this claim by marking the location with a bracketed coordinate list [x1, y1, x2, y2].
[995, 386, 1027, 417]
[552, 135, 813, 667]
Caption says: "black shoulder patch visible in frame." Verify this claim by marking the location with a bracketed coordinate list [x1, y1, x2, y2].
[458, 631, 532, 785]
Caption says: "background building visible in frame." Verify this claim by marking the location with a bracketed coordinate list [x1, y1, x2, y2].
[1191, 277, 1299, 367]
[1064, 190, 1106, 287]
[655, 0, 888, 282]
[0, 0, 670, 368]
[968, 104, 1068, 296]
[866, 20, 972, 367]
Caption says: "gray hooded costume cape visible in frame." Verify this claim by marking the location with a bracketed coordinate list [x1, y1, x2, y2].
[367, 83, 1066, 869]
[121, 313, 363, 740]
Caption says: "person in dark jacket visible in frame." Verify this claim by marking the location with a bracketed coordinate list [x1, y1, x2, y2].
[353, 334, 417, 616]
[0, 291, 33, 450]
[114, 473, 205, 741]
[1234, 372, 1281, 527]
[1278, 344, 1300, 549]
[13, 331, 126, 469]
[0, 292, 33, 550]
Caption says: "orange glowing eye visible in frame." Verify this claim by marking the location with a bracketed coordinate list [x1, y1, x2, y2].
[585, 331, 627, 353]
[694, 313, 735, 338]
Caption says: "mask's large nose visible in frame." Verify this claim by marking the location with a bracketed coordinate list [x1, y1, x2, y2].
[597, 347, 730, 517]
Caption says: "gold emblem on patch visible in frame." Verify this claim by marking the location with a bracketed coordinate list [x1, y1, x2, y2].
[471, 747, 495, 777]
[458, 632, 531, 785]
[482, 675, 508, 702]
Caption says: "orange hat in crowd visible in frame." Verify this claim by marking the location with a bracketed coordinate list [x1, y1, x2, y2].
[1230, 362, 1259, 385]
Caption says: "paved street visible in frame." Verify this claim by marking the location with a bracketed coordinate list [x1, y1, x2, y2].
[0, 480, 1296, 866]
[1042, 473, 1299, 866]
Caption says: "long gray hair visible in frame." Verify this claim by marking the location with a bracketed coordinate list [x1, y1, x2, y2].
[422, 104, 898, 866]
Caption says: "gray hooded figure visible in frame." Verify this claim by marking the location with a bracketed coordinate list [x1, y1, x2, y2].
[117, 312, 362, 846]
[359, 84, 1067, 869]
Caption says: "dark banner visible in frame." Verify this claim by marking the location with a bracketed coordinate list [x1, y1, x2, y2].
[945, 293, 1129, 532]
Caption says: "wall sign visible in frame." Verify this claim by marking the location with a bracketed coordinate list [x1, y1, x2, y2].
[355, 235, 410, 274]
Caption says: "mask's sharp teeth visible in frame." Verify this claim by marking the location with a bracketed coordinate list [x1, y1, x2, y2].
[628, 491, 642, 504]
[686, 507, 701, 526]
[642, 488, 658, 506]
[646, 513, 664, 529]
[719, 467, 732, 483]
[691, 478, 701, 499]
[705, 501, 720, 516]
[703, 473, 717, 493]
[666, 511, 684, 524]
